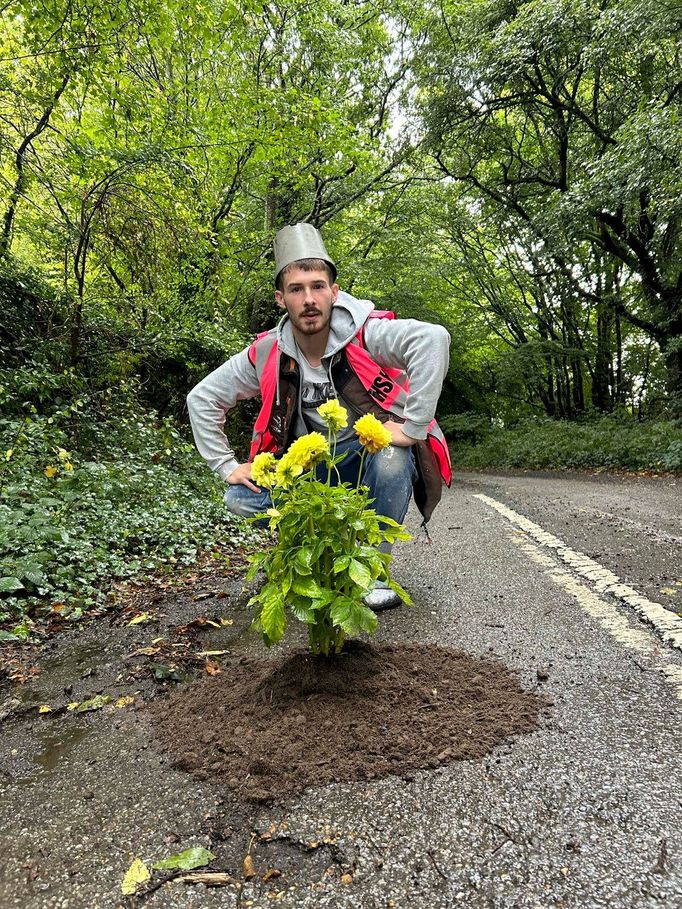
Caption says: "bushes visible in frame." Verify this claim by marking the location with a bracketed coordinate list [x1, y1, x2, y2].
[0, 382, 253, 630]
[450, 413, 682, 472]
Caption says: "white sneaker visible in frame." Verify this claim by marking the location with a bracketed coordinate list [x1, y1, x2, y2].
[363, 581, 402, 611]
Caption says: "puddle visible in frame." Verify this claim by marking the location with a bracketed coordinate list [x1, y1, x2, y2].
[11, 720, 90, 785]
[32, 722, 89, 773]
[12, 643, 109, 710]
[204, 623, 267, 655]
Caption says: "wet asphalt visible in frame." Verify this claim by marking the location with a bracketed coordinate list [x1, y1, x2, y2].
[0, 469, 680, 909]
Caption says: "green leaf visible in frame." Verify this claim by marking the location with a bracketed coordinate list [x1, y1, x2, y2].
[0, 630, 20, 642]
[293, 547, 314, 574]
[348, 559, 372, 591]
[152, 847, 215, 872]
[151, 664, 187, 682]
[261, 595, 286, 644]
[333, 555, 351, 573]
[292, 576, 326, 598]
[72, 694, 112, 713]
[0, 577, 23, 593]
[388, 578, 413, 605]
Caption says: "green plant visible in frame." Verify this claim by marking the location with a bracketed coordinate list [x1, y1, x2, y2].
[246, 404, 411, 655]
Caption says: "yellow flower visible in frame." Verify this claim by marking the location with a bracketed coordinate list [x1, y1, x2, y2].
[64, 462, 73, 471]
[285, 432, 329, 470]
[275, 452, 304, 488]
[57, 448, 69, 461]
[44, 465, 58, 478]
[317, 399, 348, 432]
[354, 414, 392, 454]
[251, 452, 277, 487]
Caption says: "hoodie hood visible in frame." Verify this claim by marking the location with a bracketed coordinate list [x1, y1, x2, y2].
[276, 290, 375, 359]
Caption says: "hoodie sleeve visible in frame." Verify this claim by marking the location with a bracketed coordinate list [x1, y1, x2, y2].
[361, 317, 451, 440]
[186, 348, 262, 480]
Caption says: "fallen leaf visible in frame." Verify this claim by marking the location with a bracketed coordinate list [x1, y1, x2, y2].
[115, 695, 135, 708]
[220, 617, 234, 626]
[262, 868, 282, 882]
[660, 587, 676, 595]
[37, 704, 53, 714]
[205, 661, 221, 675]
[127, 612, 154, 626]
[243, 855, 256, 880]
[340, 872, 353, 885]
[68, 695, 112, 713]
[151, 663, 187, 683]
[152, 846, 215, 871]
[121, 858, 150, 895]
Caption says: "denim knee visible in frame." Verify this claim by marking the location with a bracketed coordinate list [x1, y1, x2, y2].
[224, 484, 271, 519]
[367, 445, 416, 484]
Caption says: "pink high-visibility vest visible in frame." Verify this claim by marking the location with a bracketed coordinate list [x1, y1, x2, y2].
[247, 311, 452, 487]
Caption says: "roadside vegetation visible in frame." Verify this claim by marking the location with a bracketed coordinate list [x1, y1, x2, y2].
[445, 414, 682, 473]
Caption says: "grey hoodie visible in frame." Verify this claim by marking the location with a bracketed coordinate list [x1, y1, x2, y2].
[187, 291, 451, 481]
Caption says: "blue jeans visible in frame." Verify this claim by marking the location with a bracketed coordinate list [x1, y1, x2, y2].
[225, 438, 416, 546]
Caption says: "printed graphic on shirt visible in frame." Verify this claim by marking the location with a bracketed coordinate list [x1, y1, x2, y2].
[301, 380, 334, 411]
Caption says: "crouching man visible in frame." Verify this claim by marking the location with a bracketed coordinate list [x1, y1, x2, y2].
[187, 223, 451, 609]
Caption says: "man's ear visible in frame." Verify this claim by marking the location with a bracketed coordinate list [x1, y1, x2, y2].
[274, 290, 285, 308]
[331, 283, 339, 303]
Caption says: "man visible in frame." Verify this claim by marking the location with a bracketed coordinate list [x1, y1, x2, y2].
[187, 223, 451, 609]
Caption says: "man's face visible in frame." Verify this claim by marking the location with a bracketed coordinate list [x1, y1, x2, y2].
[275, 266, 338, 337]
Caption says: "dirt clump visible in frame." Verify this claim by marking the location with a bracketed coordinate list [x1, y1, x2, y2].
[148, 641, 547, 801]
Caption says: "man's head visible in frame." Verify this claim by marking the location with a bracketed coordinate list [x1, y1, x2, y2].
[273, 223, 337, 289]
[274, 263, 338, 338]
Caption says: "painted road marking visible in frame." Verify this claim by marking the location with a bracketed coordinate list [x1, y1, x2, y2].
[474, 493, 682, 653]
[510, 533, 682, 700]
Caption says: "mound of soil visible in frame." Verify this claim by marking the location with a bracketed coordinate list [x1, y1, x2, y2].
[148, 642, 547, 801]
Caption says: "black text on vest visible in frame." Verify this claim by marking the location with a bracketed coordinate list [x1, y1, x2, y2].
[369, 372, 394, 403]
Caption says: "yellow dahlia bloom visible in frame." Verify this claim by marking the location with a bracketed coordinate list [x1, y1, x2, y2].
[286, 432, 330, 470]
[317, 399, 348, 432]
[354, 414, 392, 454]
[275, 452, 304, 488]
[251, 452, 277, 487]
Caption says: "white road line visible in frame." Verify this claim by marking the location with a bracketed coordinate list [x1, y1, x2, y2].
[511, 534, 682, 700]
[474, 493, 682, 653]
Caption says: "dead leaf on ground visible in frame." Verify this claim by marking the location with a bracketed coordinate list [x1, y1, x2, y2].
[205, 661, 221, 675]
[340, 872, 353, 885]
[243, 855, 256, 880]
[115, 695, 135, 708]
[121, 858, 150, 895]
[127, 612, 155, 626]
[262, 868, 282, 882]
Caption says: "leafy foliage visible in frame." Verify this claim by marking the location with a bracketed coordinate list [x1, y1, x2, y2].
[0, 383, 253, 625]
[452, 414, 682, 472]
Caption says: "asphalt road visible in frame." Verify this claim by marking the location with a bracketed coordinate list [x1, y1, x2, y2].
[0, 469, 680, 909]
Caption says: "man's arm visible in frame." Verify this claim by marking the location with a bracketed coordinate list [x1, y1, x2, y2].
[186, 348, 262, 481]
[362, 317, 451, 440]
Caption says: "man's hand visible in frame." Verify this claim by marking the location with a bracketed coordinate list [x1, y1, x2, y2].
[384, 420, 416, 447]
[226, 462, 261, 493]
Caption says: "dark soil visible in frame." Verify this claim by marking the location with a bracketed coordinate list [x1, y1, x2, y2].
[148, 640, 547, 802]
